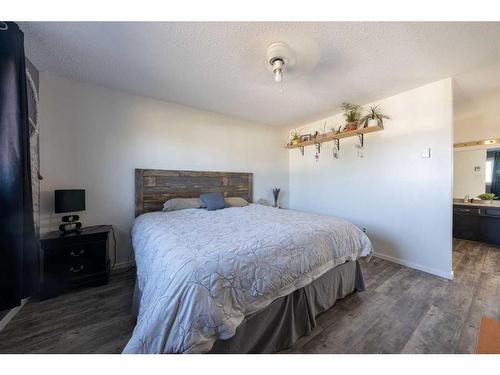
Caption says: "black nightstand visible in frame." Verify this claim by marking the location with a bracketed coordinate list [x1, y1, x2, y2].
[40, 225, 111, 299]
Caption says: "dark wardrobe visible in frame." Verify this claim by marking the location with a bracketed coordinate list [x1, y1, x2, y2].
[0, 22, 40, 311]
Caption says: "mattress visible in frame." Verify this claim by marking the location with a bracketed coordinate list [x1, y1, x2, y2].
[123, 204, 373, 353]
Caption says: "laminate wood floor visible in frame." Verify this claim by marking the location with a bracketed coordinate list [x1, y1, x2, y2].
[0, 239, 498, 354]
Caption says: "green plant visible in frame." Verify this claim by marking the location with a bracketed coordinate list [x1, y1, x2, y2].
[341, 102, 361, 123]
[360, 105, 391, 128]
[290, 130, 300, 143]
[478, 193, 497, 200]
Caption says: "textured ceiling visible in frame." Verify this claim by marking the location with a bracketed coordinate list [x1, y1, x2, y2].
[19, 22, 500, 126]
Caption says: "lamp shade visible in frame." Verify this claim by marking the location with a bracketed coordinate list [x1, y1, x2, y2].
[54, 189, 85, 213]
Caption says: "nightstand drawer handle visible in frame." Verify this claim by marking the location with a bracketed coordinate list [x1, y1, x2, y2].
[69, 265, 85, 273]
[70, 249, 85, 257]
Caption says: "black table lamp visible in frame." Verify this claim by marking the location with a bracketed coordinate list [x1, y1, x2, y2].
[55, 189, 85, 233]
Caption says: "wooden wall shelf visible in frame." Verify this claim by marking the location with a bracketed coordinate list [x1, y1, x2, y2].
[286, 125, 383, 149]
[454, 138, 500, 149]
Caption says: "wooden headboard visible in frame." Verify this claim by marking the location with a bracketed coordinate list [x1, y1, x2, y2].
[135, 169, 253, 216]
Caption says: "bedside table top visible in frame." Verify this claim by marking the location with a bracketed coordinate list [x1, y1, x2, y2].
[40, 225, 112, 241]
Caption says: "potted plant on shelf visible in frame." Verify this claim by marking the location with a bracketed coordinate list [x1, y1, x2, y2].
[477, 193, 497, 204]
[341, 102, 361, 132]
[290, 130, 300, 145]
[360, 105, 390, 128]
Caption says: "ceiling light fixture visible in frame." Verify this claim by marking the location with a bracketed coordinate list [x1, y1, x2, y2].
[272, 58, 284, 83]
[266, 42, 295, 91]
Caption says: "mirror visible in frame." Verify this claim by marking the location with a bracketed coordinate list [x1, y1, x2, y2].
[453, 147, 500, 200]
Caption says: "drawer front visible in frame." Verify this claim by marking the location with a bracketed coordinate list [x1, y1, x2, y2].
[66, 258, 94, 278]
[64, 241, 105, 262]
[484, 207, 500, 217]
[453, 206, 480, 216]
[65, 258, 105, 282]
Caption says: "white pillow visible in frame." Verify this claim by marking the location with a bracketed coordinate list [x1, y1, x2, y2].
[163, 198, 205, 212]
[224, 197, 249, 207]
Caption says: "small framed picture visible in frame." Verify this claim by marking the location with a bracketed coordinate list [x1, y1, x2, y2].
[300, 134, 311, 142]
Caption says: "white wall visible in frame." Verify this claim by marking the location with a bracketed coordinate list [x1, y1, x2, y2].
[288, 79, 454, 279]
[39, 73, 454, 277]
[455, 89, 500, 143]
[453, 149, 487, 199]
[39, 73, 289, 265]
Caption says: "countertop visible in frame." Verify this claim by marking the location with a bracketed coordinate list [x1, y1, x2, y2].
[453, 199, 500, 208]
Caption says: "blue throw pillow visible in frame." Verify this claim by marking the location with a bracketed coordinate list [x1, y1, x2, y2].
[200, 192, 227, 211]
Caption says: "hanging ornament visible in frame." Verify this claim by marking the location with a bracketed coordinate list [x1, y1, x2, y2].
[333, 139, 340, 159]
[356, 133, 364, 158]
[314, 143, 321, 162]
[356, 146, 364, 158]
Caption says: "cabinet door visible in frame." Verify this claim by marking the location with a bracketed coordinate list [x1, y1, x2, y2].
[480, 217, 500, 246]
[453, 213, 480, 241]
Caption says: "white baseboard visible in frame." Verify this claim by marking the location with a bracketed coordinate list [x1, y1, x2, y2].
[373, 252, 454, 280]
[0, 298, 29, 334]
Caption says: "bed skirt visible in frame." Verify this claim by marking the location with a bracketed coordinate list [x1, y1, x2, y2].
[131, 260, 365, 354]
[209, 260, 365, 353]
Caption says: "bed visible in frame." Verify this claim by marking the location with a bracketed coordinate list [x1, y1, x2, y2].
[123, 169, 373, 354]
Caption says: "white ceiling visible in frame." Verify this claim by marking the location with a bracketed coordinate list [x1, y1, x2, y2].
[19, 22, 500, 126]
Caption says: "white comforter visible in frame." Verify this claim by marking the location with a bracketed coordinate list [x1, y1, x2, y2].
[123, 204, 372, 353]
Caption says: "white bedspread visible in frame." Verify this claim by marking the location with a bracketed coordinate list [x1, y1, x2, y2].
[123, 204, 373, 353]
